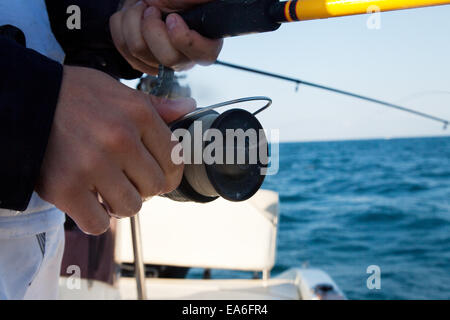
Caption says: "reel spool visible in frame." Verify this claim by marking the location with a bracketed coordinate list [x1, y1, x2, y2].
[162, 97, 272, 203]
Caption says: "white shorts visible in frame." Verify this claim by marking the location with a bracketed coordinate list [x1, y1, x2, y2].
[0, 223, 65, 299]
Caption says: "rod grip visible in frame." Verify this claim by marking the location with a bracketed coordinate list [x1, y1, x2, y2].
[171, 0, 281, 39]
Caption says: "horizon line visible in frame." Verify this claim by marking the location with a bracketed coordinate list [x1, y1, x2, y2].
[275, 134, 450, 144]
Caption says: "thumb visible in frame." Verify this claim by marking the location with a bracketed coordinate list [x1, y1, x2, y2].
[149, 96, 196, 123]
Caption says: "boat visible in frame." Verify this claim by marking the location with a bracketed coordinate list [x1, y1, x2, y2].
[58, 189, 345, 300]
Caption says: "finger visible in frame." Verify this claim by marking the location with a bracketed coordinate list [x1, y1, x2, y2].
[122, 0, 142, 10]
[123, 142, 166, 199]
[110, 9, 159, 75]
[122, 1, 160, 69]
[141, 6, 190, 69]
[97, 193, 113, 213]
[95, 164, 143, 218]
[176, 61, 196, 72]
[140, 103, 183, 191]
[65, 191, 111, 235]
[149, 95, 196, 123]
[166, 13, 223, 66]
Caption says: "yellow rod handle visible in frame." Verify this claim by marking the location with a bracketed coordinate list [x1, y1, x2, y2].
[285, 0, 450, 21]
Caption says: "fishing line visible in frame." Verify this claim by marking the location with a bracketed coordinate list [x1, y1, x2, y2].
[215, 60, 449, 130]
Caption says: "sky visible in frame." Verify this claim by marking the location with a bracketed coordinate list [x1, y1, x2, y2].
[125, 5, 450, 142]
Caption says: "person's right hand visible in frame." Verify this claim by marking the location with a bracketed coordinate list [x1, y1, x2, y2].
[36, 66, 195, 235]
[110, 0, 223, 74]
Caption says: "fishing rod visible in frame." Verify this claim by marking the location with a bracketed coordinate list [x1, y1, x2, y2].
[176, 0, 450, 39]
[143, 0, 450, 205]
[214, 60, 450, 128]
[147, 0, 450, 202]
[153, 0, 450, 128]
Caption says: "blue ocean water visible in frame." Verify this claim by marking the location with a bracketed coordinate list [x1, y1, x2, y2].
[188, 136, 450, 300]
[265, 136, 450, 300]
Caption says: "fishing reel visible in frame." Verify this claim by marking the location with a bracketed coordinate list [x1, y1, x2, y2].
[138, 70, 271, 203]
[164, 97, 271, 203]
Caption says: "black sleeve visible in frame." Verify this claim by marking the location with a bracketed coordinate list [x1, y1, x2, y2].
[45, 0, 142, 79]
[0, 36, 63, 211]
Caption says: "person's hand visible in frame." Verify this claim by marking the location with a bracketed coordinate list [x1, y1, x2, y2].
[36, 66, 195, 235]
[110, 0, 223, 74]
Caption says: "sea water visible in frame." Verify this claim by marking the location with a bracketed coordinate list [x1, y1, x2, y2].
[188, 136, 450, 300]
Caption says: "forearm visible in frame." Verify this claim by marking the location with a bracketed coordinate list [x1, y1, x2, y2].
[0, 36, 63, 211]
[45, 0, 142, 79]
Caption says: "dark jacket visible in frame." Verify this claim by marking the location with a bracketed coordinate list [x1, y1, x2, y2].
[0, 0, 141, 211]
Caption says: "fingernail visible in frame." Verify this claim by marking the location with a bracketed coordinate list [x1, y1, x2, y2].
[166, 14, 178, 30]
[143, 6, 155, 18]
[134, 1, 143, 7]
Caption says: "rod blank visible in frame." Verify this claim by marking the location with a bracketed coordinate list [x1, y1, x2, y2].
[272, 0, 450, 23]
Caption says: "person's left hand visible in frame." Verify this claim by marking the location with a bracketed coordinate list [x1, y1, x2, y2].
[110, 0, 223, 75]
